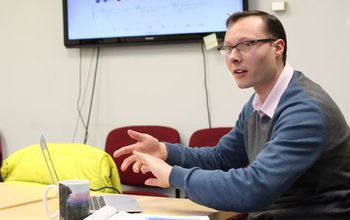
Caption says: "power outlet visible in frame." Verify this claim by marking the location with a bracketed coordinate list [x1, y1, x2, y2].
[272, 1, 287, 11]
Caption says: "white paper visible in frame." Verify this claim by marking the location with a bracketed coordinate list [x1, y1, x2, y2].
[107, 211, 209, 220]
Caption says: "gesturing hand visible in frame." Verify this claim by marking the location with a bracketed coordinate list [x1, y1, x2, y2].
[131, 151, 172, 188]
[113, 129, 168, 172]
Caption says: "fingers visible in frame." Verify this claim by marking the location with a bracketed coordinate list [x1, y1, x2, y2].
[144, 178, 159, 187]
[132, 151, 152, 173]
[113, 130, 144, 158]
[140, 164, 150, 174]
[127, 155, 150, 174]
[120, 151, 148, 172]
[131, 151, 171, 188]
[120, 154, 138, 171]
[132, 161, 142, 173]
[132, 151, 150, 162]
[113, 143, 137, 158]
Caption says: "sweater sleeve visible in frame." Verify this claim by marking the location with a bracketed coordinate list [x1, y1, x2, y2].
[169, 100, 325, 213]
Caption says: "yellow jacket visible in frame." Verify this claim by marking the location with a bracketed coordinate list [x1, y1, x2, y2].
[1, 143, 122, 194]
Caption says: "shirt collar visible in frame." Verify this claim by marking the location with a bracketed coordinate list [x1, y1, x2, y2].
[252, 62, 294, 118]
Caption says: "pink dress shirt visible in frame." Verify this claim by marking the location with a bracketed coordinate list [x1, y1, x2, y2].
[252, 63, 294, 118]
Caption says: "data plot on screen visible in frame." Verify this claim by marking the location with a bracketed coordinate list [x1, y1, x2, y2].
[67, 0, 243, 40]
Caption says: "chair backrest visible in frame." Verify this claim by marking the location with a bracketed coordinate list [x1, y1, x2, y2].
[189, 127, 233, 147]
[105, 125, 180, 186]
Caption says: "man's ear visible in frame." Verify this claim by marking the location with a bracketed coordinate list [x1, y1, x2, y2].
[273, 39, 285, 58]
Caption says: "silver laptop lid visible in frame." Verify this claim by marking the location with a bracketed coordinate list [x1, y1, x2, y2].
[40, 135, 59, 185]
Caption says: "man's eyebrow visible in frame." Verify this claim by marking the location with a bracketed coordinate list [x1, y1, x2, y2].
[223, 37, 247, 45]
[225, 37, 256, 46]
[223, 40, 235, 46]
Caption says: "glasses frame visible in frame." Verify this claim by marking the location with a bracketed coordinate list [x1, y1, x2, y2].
[217, 38, 277, 56]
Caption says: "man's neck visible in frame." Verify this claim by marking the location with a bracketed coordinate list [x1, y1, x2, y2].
[255, 64, 285, 102]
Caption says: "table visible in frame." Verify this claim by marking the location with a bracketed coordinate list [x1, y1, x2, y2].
[0, 182, 237, 220]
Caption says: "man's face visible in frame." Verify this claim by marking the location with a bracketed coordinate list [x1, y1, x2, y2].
[224, 16, 283, 96]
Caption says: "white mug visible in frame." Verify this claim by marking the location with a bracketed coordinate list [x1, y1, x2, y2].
[43, 179, 90, 220]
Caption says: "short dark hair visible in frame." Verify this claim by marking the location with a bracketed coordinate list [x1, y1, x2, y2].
[226, 10, 287, 64]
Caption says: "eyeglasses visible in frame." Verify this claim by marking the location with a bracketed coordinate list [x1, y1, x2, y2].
[217, 38, 277, 56]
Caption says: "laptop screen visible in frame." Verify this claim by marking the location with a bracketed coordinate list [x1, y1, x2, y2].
[40, 135, 60, 185]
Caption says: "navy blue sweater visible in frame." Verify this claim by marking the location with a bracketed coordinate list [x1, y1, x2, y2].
[166, 71, 350, 219]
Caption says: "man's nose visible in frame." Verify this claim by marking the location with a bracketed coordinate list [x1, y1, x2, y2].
[227, 49, 242, 64]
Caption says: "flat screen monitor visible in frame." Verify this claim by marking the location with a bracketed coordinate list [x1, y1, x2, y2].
[62, 0, 248, 48]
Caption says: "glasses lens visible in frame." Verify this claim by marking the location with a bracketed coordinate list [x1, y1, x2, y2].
[219, 47, 229, 56]
[238, 41, 254, 51]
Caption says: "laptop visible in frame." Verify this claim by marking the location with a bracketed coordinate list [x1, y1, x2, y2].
[39, 135, 142, 213]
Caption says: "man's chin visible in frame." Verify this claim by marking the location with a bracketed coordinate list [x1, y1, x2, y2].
[235, 81, 251, 89]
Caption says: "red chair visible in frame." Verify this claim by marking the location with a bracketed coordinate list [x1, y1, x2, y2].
[105, 125, 180, 197]
[189, 127, 233, 147]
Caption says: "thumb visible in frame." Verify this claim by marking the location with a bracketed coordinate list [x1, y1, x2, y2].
[144, 178, 160, 187]
[127, 129, 144, 141]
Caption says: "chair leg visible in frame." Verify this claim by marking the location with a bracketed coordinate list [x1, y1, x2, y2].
[175, 188, 181, 198]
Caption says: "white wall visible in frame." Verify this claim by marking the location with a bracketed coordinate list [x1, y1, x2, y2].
[1, 0, 349, 158]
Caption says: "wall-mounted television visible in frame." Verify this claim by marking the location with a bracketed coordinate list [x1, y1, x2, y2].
[62, 0, 248, 48]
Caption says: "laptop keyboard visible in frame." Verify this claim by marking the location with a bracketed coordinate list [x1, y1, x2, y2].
[89, 196, 106, 211]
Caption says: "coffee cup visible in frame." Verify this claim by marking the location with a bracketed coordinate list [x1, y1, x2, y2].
[43, 179, 90, 220]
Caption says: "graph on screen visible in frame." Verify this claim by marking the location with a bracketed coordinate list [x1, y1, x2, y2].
[67, 0, 243, 40]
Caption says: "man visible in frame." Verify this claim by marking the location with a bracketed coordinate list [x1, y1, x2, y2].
[114, 11, 350, 219]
